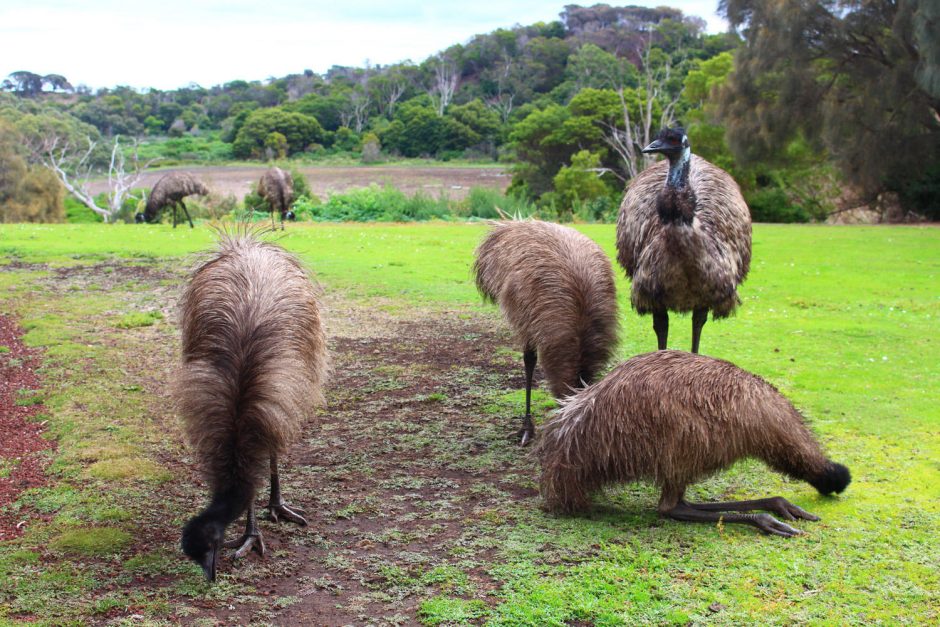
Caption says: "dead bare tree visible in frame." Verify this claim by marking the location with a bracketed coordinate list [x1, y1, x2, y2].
[428, 53, 459, 116]
[40, 135, 157, 223]
[601, 32, 683, 182]
[486, 54, 516, 123]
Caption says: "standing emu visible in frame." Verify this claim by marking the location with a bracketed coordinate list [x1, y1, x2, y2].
[258, 167, 295, 230]
[538, 351, 851, 537]
[135, 172, 209, 228]
[473, 220, 619, 446]
[616, 127, 751, 353]
[177, 230, 328, 581]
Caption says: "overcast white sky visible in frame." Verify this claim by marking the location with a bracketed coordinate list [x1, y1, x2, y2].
[1, 1, 727, 91]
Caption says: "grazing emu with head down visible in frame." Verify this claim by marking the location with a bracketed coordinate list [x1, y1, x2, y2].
[538, 351, 850, 536]
[135, 172, 209, 228]
[177, 229, 328, 580]
[258, 167, 295, 230]
[616, 127, 751, 353]
[473, 219, 619, 445]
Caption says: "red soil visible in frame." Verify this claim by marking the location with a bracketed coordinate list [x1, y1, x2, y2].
[0, 315, 55, 541]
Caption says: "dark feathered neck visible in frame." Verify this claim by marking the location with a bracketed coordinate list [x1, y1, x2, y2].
[657, 148, 696, 225]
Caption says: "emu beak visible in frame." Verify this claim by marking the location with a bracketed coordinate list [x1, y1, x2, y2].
[200, 546, 219, 582]
[642, 139, 666, 154]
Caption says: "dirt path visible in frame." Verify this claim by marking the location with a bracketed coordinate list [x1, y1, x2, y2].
[87, 166, 510, 201]
[0, 316, 55, 542]
[201, 310, 540, 624]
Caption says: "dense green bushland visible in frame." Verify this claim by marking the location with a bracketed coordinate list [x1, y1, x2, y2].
[2, 1, 937, 223]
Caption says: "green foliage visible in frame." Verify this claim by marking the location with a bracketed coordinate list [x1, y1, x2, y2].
[360, 132, 382, 163]
[746, 188, 810, 223]
[0, 120, 65, 223]
[232, 108, 324, 159]
[293, 185, 451, 222]
[456, 187, 536, 219]
[50, 527, 132, 556]
[553, 150, 614, 212]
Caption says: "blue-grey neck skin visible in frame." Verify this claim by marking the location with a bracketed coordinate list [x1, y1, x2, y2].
[666, 146, 691, 189]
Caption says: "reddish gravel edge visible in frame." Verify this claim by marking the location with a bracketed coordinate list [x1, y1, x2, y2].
[0, 315, 55, 542]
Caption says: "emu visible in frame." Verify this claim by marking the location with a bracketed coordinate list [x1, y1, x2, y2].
[538, 351, 851, 536]
[258, 167, 295, 230]
[135, 172, 209, 228]
[177, 229, 328, 580]
[616, 127, 751, 353]
[473, 219, 618, 446]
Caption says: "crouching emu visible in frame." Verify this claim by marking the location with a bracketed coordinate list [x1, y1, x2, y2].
[538, 351, 850, 536]
[616, 127, 751, 353]
[177, 230, 328, 580]
[135, 172, 209, 228]
[258, 167, 295, 230]
[473, 220, 619, 446]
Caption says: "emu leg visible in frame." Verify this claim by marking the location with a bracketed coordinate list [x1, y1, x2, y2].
[665, 500, 803, 538]
[172, 204, 178, 229]
[518, 348, 537, 446]
[180, 201, 194, 228]
[691, 308, 708, 354]
[224, 504, 266, 558]
[266, 454, 307, 525]
[653, 310, 669, 350]
[687, 496, 819, 521]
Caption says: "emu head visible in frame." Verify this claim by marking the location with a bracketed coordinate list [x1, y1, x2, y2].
[286, 210, 296, 221]
[642, 127, 690, 160]
[181, 515, 224, 581]
[134, 212, 147, 224]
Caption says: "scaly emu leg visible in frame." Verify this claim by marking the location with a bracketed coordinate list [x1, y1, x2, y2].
[653, 310, 669, 351]
[686, 496, 819, 522]
[224, 503, 265, 558]
[691, 308, 708, 354]
[266, 454, 307, 525]
[518, 348, 537, 447]
[180, 200, 194, 229]
[665, 500, 804, 537]
[271, 210, 277, 231]
[172, 203, 177, 229]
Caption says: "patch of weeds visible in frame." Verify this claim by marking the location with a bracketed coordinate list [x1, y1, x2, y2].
[421, 392, 447, 403]
[17, 484, 81, 514]
[125, 551, 194, 577]
[86, 457, 172, 482]
[114, 310, 164, 329]
[14, 388, 43, 406]
[50, 526, 132, 556]
[418, 595, 488, 625]
[0, 345, 9, 353]
[0, 458, 19, 478]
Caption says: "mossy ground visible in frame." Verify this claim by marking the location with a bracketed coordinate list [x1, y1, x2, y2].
[0, 223, 937, 625]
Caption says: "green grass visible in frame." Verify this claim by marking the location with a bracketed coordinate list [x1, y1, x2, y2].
[0, 222, 937, 624]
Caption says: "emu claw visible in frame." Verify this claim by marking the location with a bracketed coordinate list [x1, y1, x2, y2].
[267, 502, 308, 526]
[225, 532, 265, 559]
[767, 497, 819, 522]
[751, 513, 803, 538]
[517, 427, 535, 447]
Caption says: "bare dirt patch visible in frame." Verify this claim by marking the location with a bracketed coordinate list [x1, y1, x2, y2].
[88, 166, 509, 201]
[0, 316, 55, 542]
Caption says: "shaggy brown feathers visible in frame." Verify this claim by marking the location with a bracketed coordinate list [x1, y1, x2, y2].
[143, 172, 209, 222]
[473, 220, 619, 396]
[176, 229, 328, 518]
[616, 155, 751, 319]
[538, 351, 849, 514]
[258, 167, 294, 222]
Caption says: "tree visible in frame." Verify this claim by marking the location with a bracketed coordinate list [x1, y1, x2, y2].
[718, 0, 940, 209]
[426, 53, 460, 116]
[232, 108, 323, 158]
[39, 135, 156, 223]
[0, 120, 65, 223]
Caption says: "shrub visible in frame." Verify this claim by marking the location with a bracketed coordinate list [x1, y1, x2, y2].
[361, 132, 382, 163]
[456, 187, 535, 219]
[747, 187, 810, 223]
[293, 185, 450, 222]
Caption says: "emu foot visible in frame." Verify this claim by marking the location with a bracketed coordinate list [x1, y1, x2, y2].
[666, 502, 806, 538]
[224, 531, 265, 559]
[516, 426, 535, 447]
[689, 496, 820, 522]
[744, 513, 804, 538]
[266, 501, 308, 526]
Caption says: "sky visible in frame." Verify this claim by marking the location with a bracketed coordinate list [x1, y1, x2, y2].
[0, 1, 728, 92]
